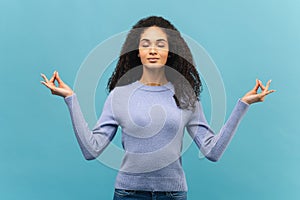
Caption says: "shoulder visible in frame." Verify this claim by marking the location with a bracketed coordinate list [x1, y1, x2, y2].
[106, 81, 139, 103]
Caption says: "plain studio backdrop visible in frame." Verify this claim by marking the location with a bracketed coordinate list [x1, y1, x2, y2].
[0, 0, 299, 199]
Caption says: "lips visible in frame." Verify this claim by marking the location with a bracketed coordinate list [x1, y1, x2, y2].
[147, 58, 159, 62]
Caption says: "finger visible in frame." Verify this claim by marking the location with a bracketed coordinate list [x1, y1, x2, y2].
[265, 80, 271, 91]
[49, 71, 56, 83]
[41, 79, 57, 91]
[40, 81, 47, 86]
[252, 79, 260, 91]
[40, 73, 49, 82]
[266, 89, 276, 95]
[258, 80, 266, 90]
[40, 81, 52, 90]
[55, 71, 63, 84]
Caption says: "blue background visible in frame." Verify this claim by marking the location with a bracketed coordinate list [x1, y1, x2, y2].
[1, 0, 299, 199]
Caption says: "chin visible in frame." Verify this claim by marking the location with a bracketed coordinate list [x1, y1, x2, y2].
[144, 63, 165, 68]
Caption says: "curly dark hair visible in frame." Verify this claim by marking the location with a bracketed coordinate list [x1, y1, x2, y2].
[107, 16, 203, 110]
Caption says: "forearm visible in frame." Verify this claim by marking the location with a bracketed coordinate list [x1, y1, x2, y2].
[205, 99, 249, 161]
[64, 94, 112, 160]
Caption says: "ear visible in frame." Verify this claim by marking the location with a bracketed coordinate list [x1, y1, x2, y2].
[137, 54, 140, 57]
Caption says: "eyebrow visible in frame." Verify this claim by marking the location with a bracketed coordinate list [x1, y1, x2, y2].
[140, 38, 167, 42]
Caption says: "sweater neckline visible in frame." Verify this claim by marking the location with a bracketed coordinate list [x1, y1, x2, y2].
[133, 80, 174, 92]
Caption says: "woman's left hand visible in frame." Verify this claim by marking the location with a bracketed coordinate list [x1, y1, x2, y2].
[241, 79, 276, 105]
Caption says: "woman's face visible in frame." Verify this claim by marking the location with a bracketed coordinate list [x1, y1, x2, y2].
[138, 26, 169, 68]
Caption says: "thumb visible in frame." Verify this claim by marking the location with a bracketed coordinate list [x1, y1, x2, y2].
[55, 71, 63, 84]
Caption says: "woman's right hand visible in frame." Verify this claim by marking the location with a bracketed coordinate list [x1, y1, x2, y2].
[40, 71, 74, 98]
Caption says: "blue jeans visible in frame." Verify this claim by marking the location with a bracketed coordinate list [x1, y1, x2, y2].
[113, 189, 187, 200]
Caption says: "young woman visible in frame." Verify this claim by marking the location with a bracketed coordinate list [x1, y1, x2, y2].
[41, 16, 275, 200]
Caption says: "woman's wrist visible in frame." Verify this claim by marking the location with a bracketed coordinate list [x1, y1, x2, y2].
[64, 91, 74, 98]
[240, 97, 251, 105]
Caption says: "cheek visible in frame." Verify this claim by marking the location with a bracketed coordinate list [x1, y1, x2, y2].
[139, 50, 148, 61]
[163, 51, 169, 58]
[159, 50, 169, 60]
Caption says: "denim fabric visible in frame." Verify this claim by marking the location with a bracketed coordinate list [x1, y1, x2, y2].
[113, 189, 187, 200]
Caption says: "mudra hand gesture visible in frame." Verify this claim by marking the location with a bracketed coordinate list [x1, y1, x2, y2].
[241, 79, 276, 104]
[40, 71, 74, 98]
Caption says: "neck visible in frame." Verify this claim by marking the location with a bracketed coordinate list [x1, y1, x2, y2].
[139, 66, 168, 86]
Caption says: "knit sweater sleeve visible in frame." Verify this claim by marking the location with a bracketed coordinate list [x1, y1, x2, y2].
[186, 99, 249, 162]
[64, 91, 119, 160]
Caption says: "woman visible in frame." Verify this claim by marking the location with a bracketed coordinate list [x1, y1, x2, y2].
[41, 16, 275, 200]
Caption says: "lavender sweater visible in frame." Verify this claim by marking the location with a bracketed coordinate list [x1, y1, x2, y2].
[64, 80, 249, 192]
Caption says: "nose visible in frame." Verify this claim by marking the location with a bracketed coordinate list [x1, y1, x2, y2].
[149, 44, 157, 55]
